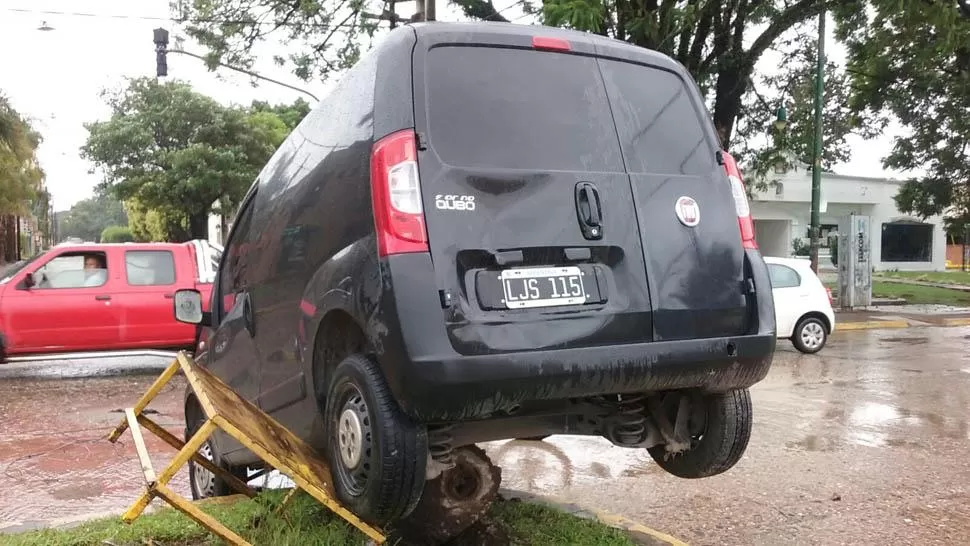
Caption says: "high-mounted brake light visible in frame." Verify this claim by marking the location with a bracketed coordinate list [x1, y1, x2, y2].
[721, 151, 758, 250]
[532, 36, 571, 51]
[371, 130, 429, 257]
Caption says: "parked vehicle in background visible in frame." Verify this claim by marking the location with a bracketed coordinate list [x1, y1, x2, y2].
[764, 256, 835, 354]
[173, 22, 777, 526]
[0, 240, 219, 362]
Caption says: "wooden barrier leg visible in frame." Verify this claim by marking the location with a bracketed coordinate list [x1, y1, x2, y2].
[274, 487, 302, 518]
[123, 419, 218, 523]
[154, 483, 252, 546]
[125, 409, 156, 484]
[136, 414, 255, 497]
[108, 358, 181, 443]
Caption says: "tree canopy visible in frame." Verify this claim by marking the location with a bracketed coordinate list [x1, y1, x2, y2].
[82, 78, 306, 241]
[0, 95, 44, 217]
[840, 2, 970, 234]
[177, 0, 854, 150]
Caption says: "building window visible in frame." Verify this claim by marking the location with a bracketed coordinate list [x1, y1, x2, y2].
[881, 222, 932, 262]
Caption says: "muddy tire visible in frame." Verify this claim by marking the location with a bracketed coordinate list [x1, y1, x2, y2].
[647, 389, 752, 479]
[324, 354, 427, 525]
[185, 400, 248, 500]
[792, 316, 828, 354]
[393, 445, 502, 545]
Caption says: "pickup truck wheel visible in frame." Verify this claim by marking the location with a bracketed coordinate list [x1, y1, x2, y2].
[324, 354, 427, 524]
[792, 316, 828, 354]
[185, 402, 247, 500]
[647, 389, 752, 479]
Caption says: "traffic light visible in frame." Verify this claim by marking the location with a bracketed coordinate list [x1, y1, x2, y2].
[153, 28, 169, 77]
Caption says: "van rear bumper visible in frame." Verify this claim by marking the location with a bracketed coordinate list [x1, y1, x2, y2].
[377, 252, 776, 423]
[390, 333, 775, 422]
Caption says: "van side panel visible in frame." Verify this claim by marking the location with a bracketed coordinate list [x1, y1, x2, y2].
[247, 50, 379, 442]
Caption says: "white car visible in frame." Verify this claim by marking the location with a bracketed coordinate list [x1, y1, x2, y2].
[764, 256, 836, 353]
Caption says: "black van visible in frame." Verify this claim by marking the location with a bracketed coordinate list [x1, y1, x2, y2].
[175, 22, 776, 525]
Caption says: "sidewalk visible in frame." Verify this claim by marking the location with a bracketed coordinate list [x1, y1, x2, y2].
[872, 276, 970, 293]
[836, 306, 970, 331]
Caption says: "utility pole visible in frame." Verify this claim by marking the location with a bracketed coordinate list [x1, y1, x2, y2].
[809, 11, 825, 274]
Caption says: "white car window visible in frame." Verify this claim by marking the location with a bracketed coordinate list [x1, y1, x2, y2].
[768, 264, 801, 289]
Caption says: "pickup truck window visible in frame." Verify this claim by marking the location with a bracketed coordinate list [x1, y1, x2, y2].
[34, 252, 109, 289]
[125, 250, 176, 286]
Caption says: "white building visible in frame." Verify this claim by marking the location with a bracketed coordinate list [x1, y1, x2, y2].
[750, 162, 946, 271]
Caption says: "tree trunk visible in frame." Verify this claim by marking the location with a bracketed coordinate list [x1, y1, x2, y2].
[711, 57, 752, 150]
[0, 215, 17, 264]
[189, 212, 209, 242]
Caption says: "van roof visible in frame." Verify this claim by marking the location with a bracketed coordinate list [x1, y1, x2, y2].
[407, 22, 684, 74]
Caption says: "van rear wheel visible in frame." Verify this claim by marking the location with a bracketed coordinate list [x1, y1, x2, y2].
[324, 354, 427, 524]
[647, 389, 752, 479]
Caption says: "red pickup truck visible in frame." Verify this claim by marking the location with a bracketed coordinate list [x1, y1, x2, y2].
[0, 240, 219, 362]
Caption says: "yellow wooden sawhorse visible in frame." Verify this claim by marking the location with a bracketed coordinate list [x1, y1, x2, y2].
[107, 351, 386, 545]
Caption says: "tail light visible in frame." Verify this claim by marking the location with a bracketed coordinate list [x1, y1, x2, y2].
[721, 151, 757, 250]
[371, 129, 429, 257]
[826, 287, 834, 304]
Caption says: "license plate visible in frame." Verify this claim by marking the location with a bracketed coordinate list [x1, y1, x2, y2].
[500, 266, 588, 309]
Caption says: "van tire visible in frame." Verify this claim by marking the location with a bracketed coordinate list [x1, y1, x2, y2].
[792, 316, 827, 354]
[185, 401, 248, 500]
[647, 389, 752, 479]
[324, 354, 427, 524]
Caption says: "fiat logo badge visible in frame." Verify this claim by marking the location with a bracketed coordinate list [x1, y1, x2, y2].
[675, 196, 700, 227]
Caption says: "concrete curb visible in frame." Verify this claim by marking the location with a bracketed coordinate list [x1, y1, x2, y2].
[836, 320, 910, 331]
[835, 318, 970, 331]
[501, 489, 689, 546]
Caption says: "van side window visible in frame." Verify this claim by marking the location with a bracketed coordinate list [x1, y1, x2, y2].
[125, 251, 176, 286]
[220, 195, 257, 315]
[599, 59, 716, 176]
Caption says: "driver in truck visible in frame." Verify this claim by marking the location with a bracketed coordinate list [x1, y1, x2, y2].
[83, 254, 108, 287]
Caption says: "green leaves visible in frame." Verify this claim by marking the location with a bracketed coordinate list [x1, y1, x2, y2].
[841, 1, 970, 224]
[0, 95, 44, 217]
[82, 77, 308, 240]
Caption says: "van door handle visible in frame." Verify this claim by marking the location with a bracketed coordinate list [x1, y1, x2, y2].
[575, 182, 603, 240]
[95, 295, 112, 301]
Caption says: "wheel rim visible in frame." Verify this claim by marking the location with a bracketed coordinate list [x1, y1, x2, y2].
[801, 321, 825, 349]
[192, 441, 216, 498]
[333, 385, 373, 496]
[338, 408, 364, 469]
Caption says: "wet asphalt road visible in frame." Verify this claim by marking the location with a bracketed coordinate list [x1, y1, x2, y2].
[2, 328, 969, 544]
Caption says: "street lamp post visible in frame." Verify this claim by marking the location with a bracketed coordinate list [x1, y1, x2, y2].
[809, 11, 826, 274]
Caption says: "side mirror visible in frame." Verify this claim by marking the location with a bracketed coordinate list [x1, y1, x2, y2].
[22, 272, 35, 289]
[173, 289, 210, 326]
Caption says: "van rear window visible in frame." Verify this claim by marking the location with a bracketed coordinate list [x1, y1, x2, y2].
[425, 46, 623, 172]
[599, 59, 715, 175]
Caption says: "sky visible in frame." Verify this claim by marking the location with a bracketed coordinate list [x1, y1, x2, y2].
[0, 0, 901, 211]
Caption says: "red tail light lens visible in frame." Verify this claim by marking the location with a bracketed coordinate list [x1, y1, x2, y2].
[826, 287, 834, 304]
[371, 130, 429, 257]
[721, 151, 758, 250]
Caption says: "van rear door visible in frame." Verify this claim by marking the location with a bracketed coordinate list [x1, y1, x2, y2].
[411, 36, 655, 355]
[596, 56, 750, 340]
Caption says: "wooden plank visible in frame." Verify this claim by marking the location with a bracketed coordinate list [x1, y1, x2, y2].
[123, 418, 217, 522]
[177, 351, 217, 418]
[274, 487, 301, 517]
[215, 417, 386, 544]
[154, 483, 252, 546]
[178, 354, 339, 498]
[108, 358, 180, 442]
[122, 491, 153, 524]
[136, 414, 256, 498]
[125, 408, 156, 484]
[155, 419, 217, 487]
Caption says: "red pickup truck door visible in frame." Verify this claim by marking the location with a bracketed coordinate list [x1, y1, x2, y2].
[1, 249, 124, 354]
[115, 248, 197, 348]
[118, 247, 195, 348]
